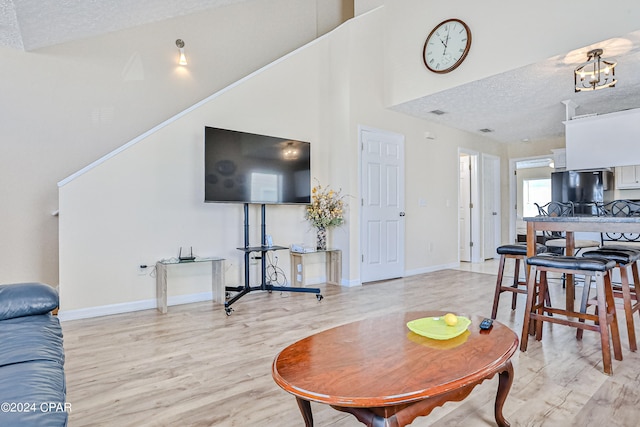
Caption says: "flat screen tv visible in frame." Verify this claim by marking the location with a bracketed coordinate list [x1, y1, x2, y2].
[204, 126, 311, 204]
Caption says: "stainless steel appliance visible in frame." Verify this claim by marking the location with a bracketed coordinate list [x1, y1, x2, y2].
[551, 170, 613, 215]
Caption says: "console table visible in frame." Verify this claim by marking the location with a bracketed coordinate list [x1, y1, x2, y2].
[155, 257, 224, 314]
[290, 249, 342, 286]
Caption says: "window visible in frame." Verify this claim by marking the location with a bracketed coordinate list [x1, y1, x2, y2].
[522, 178, 551, 217]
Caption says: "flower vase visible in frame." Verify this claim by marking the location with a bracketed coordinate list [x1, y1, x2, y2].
[316, 226, 327, 251]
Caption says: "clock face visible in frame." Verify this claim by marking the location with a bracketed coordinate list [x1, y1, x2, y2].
[423, 19, 472, 73]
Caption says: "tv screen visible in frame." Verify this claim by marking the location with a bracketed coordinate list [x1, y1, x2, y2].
[204, 127, 311, 204]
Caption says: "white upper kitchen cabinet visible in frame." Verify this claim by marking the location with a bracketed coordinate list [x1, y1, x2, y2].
[616, 165, 640, 189]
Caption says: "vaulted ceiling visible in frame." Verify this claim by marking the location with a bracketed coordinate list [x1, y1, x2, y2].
[3, 0, 639, 144]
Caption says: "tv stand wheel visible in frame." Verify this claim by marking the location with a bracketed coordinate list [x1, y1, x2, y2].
[317, 294, 323, 301]
[225, 307, 234, 316]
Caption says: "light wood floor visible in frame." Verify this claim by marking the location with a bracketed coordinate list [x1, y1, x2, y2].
[62, 264, 640, 426]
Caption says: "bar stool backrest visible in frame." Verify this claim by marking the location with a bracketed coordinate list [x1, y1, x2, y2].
[597, 199, 640, 246]
[535, 201, 574, 217]
[534, 201, 574, 242]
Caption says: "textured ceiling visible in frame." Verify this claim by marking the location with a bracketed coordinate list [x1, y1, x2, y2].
[1, 1, 639, 145]
[392, 30, 640, 144]
[0, 0, 249, 51]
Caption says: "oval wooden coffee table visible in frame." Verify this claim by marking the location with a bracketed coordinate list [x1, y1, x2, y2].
[272, 311, 518, 427]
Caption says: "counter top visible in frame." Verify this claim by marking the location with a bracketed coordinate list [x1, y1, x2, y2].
[524, 216, 640, 223]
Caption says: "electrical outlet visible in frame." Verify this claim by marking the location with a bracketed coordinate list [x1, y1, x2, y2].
[138, 264, 148, 275]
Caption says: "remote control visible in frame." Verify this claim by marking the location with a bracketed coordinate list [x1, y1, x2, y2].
[479, 318, 493, 330]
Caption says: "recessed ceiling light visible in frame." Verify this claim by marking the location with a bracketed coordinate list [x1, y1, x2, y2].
[478, 128, 494, 133]
[430, 109, 446, 115]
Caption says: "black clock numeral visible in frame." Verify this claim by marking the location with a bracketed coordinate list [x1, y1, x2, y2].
[429, 58, 435, 64]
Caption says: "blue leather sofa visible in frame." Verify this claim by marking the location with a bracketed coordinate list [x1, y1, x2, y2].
[0, 282, 67, 426]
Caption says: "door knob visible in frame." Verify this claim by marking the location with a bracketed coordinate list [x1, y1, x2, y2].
[399, 212, 406, 217]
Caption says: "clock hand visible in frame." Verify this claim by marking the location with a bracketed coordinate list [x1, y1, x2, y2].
[443, 27, 451, 55]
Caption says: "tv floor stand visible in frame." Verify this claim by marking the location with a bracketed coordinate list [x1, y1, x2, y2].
[224, 203, 323, 315]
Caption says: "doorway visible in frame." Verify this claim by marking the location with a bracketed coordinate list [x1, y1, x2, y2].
[459, 150, 480, 263]
[482, 154, 501, 260]
[508, 156, 554, 243]
[359, 126, 405, 283]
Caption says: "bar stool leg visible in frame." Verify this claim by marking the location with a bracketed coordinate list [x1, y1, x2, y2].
[492, 255, 507, 320]
[520, 265, 538, 352]
[535, 270, 548, 341]
[595, 272, 615, 375]
[511, 258, 521, 310]
[632, 262, 640, 322]
[577, 274, 593, 341]
[631, 261, 640, 304]
[620, 265, 638, 352]
[607, 272, 623, 363]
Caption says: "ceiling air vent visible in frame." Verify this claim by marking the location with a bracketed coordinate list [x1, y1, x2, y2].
[478, 128, 494, 133]
[429, 109, 446, 115]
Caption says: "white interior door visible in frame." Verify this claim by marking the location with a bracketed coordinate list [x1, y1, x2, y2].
[482, 154, 501, 260]
[459, 154, 471, 262]
[360, 127, 405, 283]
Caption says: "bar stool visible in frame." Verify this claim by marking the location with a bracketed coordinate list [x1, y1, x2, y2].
[520, 255, 622, 375]
[491, 243, 547, 319]
[581, 248, 640, 352]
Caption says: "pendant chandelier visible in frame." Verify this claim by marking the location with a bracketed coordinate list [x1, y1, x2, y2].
[574, 48, 616, 92]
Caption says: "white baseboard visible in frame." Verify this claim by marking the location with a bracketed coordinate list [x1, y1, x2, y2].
[58, 266, 457, 321]
[58, 291, 214, 321]
[303, 277, 361, 288]
[404, 262, 459, 277]
[340, 278, 361, 287]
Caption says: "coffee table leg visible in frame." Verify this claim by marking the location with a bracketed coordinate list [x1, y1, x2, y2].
[495, 360, 514, 427]
[296, 397, 314, 427]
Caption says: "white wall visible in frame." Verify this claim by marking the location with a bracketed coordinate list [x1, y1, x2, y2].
[345, 7, 505, 275]
[59, 36, 324, 313]
[14, 0, 633, 316]
[59, 7, 506, 317]
[354, 0, 383, 15]
[0, 0, 329, 286]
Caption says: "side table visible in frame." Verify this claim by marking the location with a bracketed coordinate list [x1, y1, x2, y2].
[155, 257, 224, 314]
[290, 249, 342, 286]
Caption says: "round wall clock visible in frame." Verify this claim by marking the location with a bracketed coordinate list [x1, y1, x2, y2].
[422, 19, 472, 74]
